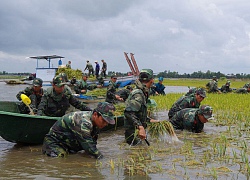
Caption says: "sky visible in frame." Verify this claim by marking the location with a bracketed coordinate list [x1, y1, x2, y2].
[1, 0, 250, 75]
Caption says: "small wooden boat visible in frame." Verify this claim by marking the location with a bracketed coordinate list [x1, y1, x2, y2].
[0, 101, 124, 145]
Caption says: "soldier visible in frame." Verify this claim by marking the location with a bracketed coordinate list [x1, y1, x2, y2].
[37, 75, 92, 117]
[16, 78, 44, 114]
[105, 74, 123, 103]
[155, 77, 165, 95]
[116, 85, 133, 101]
[124, 69, 160, 146]
[168, 88, 206, 119]
[84, 60, 94, 77]
[235, 85, 250, 94]
[206, 76, 220, 93]
[101, 59, 107, 78]
[66, 61, 71, 69]
[70, 76, 77, 85]
[169, 105, 213, 133]
[74, 74, 100, 94]
[42, 102, 115, 159]
[220, 80, 232, 93]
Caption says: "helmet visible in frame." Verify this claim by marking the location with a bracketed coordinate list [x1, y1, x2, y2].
[139, 69, 153, 81]
[199, 105, 213, 119]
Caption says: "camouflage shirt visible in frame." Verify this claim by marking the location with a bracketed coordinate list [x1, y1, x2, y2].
[169, 108, 204, 133]
[116, 88, 131, 101]
[105, 81, 118, 104]
[16, 86, 44, 108]
[206, 80, 219, 93]
[124, 80, 150, 128]
[84, 62, 93, 71]
[43, 111, 101, 158]
[235, 88, 248, 94]
[168, 94, 200, 119]
[74, 80, 88, 94]
[37, 86, 91, 117]
[220, 85, 232, 93]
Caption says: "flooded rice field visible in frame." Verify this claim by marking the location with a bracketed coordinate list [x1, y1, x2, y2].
[0, 82, 249, 179]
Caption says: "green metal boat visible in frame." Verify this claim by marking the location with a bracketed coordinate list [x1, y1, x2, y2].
[0, 101, 124, 145]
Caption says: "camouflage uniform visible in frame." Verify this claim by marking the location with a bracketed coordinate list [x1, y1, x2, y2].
[169, 105, 213, 133]
[37, 76, 91, 117]
[206, 77, 219, 93]
[124, 69, 153, 145]
[42, 102, 116, 158]
[84, 61, 94, 76]
[101, 60, 107, 78]
[185, 87, 197, 96]
[105, 80, 119, 104]
[220, 81, 232, 93]
[16, 78, 44, 113]
[235, 88, 249, 94]
[116, 88, 131, 101]
[168, 94, 201, 119]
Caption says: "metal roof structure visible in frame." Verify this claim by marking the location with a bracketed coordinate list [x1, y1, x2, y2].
[29, 55, 64, 60]
[29, 55, 64, 68]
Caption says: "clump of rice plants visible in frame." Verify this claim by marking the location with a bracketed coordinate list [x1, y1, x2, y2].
[147, 120, 179, 142]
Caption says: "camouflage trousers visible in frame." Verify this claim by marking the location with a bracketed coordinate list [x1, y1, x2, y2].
[42, 136, 78, 157]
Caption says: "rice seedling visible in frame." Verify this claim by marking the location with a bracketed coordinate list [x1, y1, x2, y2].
[147, 120, 179, 142]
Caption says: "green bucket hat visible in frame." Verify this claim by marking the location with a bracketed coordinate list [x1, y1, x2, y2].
[139, 69, 154, 81]
[199, 105, 213, 119]
[95, 102, 116, 124]
[53, 75, 66, 87]
[33, 78, 43, 86]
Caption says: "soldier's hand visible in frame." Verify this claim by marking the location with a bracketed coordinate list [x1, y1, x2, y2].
[138, 126, 146, 140]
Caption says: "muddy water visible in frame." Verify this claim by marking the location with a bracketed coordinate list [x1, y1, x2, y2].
[0, 82, 244, 179]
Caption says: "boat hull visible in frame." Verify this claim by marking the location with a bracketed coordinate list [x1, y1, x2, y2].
[0, 101, 124, 144]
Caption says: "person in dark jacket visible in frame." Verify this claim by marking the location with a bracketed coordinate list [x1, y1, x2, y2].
[42, 102, 116, 159]
[105, 74, 123, 104]
[37, 75, 91, 117]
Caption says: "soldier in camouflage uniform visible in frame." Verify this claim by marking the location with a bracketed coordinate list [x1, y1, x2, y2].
[84, 60, 94, 77]
[235, 85, 250, 94]
[42, 102, 115, 159]
[168, 88, 206, 119]
[116, 85, 133, 101]
[105, 74, 123, 104]
[124, 69, 160, 146]
[206, 76, 220, 93]
[74, 74, 100, 94]
[243, 83, 250, 88]
[37, 76, 92, 117]
[16, 78, 44, 114]
[169, 105, 213, 133]
[220, 80, 232, 93]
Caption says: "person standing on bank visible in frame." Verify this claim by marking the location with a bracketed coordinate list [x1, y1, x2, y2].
[84, 60, 94, 77]
[105, 74, 123, 103]
[169, 105, 213, 133]
[101, 59, 107, 78]
[66, 61, 71, 69]
[16, 78, 44, 114]
[37, 75, 92, 117]
[95, 61, 100, 78]
[42, 102, 116, 159]
[124, 69, 160, 146]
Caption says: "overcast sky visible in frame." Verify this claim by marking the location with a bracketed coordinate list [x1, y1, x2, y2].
[1, 0, 250, 75]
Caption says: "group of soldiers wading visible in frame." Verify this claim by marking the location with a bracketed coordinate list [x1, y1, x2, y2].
[18, 70, 235, 159]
